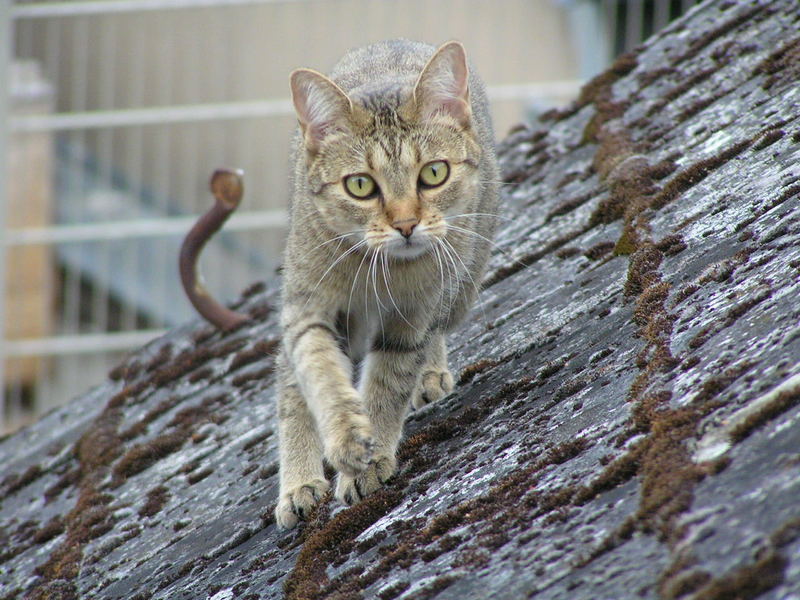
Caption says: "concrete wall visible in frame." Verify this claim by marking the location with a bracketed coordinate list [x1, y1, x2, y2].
[5, 60, 54, 386]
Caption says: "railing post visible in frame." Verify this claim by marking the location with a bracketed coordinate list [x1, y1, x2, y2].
[0, 0, 12, 430]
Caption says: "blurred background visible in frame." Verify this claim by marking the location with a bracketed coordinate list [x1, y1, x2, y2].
[0, 0, 700, 433]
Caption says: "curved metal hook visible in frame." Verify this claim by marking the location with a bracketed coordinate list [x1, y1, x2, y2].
[179, 168, 251, 331]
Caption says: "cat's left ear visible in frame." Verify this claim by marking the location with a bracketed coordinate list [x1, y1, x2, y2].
[413, 41, 471, 127]
[290, 68, 354, 153]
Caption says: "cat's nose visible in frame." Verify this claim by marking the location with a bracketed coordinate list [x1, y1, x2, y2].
[392, 218, 419, 239]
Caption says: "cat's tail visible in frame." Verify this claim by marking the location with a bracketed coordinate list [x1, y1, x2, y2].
[179, 168, 251, 331]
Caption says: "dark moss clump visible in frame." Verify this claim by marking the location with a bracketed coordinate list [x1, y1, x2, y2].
[2, 464, 44, 497]
[229, 340, 279, 373]
[208, 337, 248, 359]
[232, 366, 275, 388]
[188, 367, 214, 383]
[282, 488, 403, 600]
[144, 343, 174, 373]
[482, 225, 588, 288]
[240, 280, 266, 299]
[378, 580, 410, 600]
[555, 171, 580, 189]
[576, 52, 638, 109]
[693, 362, 755, 406]
[753, 129, 786, 151]
[108, 359, 142, 383]
[112, 433, 185, 485]
[186, 467, 214, 485]
[645, 66, 718, 117]
[729, 387, 800, 443]
[139, 485, 170, 518]
[553, 377, 590, 401]
[406, 575, 457, 600]
[248, 301, 274, 321]
[687, 288, 771, 351]
[651, 139, 751, 209]
[584, 241, 615, 261]
[242, 429, 274, 452]
[146, 395, 185, 422]
[573, 444, 643, 505]
[633, 281, 671, 327]
[44, 468, 80, 504]
[771, 516, 800, 549]
[32, 516, 66, 545]
[546, 191, 595, 222]
[624, 245, 663, 297]
[635, 407, 705, 541]
[660, 568, 712, 599]
[396, 420, 463, 463]
[693, 551, 786, 599]
[637, 66, 676, 88]
[149, 346, 213, 388]
[755, 36, 800, 90]
[671, 284, 699, 307]
[555, 246, 582, 259]
[34, 486, 115, 588]
[457, 358, 501, 385]
[655, 234, 687, 256]
[672, 4, 765, 66]
[631, 391, 672, 434]
[25, 580, 77, 600]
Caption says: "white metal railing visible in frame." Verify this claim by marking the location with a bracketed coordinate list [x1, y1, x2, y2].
[11, 0, 306, 19]
[9, 82, 581, 133]
[5, 330, 169, 357]
[4, 211, 287, 245]
[9, 99, 295, 132]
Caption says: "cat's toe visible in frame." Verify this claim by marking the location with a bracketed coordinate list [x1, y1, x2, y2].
[326, 415, 375, 476]
[413, 369, 454, 409]
[275, 478, 330, 529]
[334, 456, 396, 505]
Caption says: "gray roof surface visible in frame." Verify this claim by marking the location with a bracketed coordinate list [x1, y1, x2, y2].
[2, 0, 800, 598]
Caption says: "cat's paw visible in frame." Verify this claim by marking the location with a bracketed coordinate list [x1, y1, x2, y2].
[413, 368, 454, 409]
[275, 478, 330, 529]
[334, 455, 396, 505]
[325, 413, 375, 477]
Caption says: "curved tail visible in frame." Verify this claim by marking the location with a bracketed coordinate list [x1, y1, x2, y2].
[179, 169, 251, 331]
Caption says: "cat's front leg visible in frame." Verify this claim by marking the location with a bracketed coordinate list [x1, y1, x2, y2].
[284, 316, 374, 477]
[335, 327, 429, 505]
[274, 359, 329, 529]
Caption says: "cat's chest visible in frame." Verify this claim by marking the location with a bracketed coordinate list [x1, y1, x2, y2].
[335, 253, 432, 312]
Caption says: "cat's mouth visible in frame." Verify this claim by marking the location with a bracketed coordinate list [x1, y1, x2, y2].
[384, 236, 430, 260]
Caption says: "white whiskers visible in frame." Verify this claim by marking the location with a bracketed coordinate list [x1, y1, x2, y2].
[446, 223, 529, 271]
[439, 237, 489, 327]
[301, 237, 369, 314]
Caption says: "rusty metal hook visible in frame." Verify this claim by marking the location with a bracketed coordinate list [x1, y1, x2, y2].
[179, 168, 251, 331]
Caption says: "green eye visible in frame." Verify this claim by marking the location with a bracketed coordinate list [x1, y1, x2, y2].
[344, 174, 377, 199]
[419, 160, 450, 188]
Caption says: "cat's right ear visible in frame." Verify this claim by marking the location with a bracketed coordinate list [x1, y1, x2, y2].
[290, 69, 353, 153]
[412, 41, 471, 128]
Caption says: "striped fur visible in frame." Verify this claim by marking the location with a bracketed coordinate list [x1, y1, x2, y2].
[275, 40, 499, 528]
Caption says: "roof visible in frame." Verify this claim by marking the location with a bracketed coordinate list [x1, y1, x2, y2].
[2, 0, 800, 598]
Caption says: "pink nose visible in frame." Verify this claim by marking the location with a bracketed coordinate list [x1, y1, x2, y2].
[393, 219, 418, 239]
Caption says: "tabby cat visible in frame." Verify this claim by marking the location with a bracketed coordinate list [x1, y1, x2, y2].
[275, 39, 499, 529]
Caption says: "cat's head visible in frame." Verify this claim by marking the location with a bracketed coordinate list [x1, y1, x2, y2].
[290, 41, 482, 260]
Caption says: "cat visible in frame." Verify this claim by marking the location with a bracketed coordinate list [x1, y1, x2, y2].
[275, 39, 499, 529]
